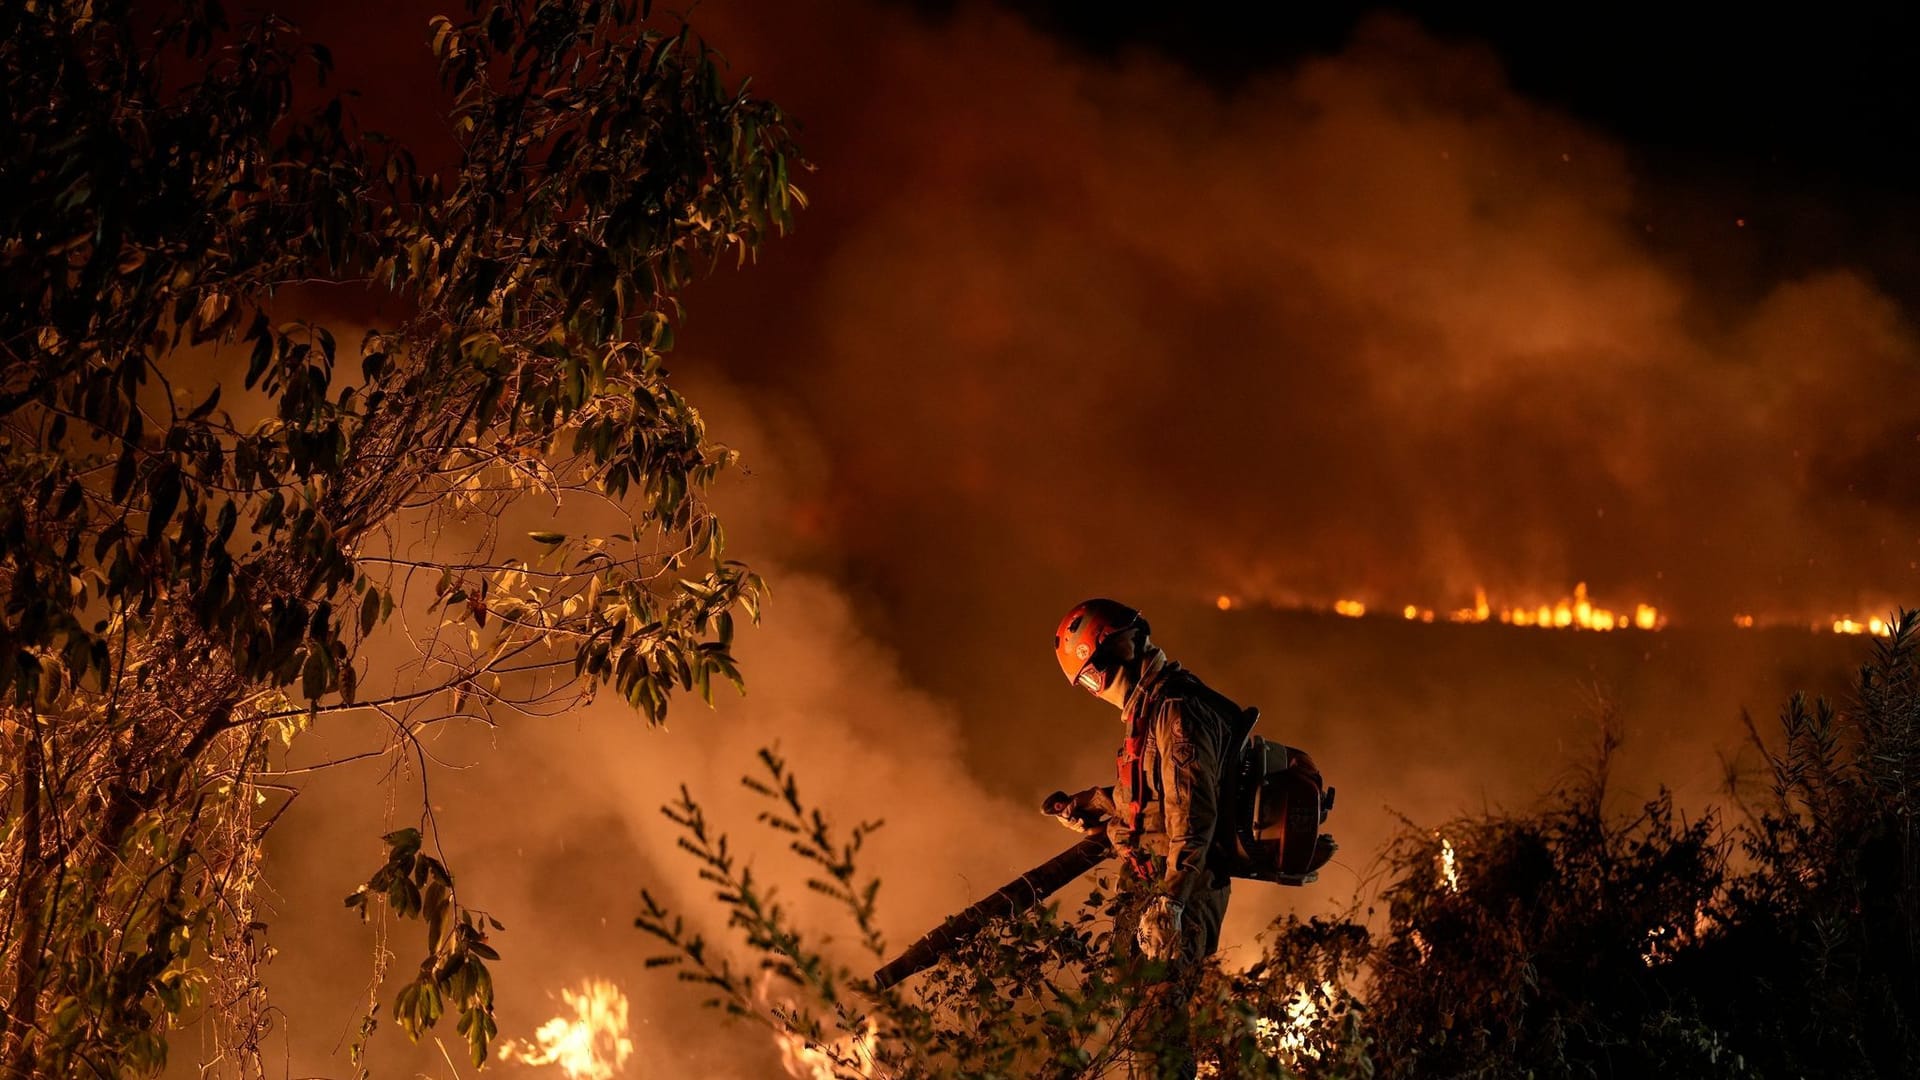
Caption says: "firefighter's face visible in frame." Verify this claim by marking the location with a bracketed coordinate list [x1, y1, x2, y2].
[1076, 631, 1136, 708]
[1091, 672, 1132, 709]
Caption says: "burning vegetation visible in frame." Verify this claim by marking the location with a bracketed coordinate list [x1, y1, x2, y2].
[496, 980, 635, 1080]
[628, 621, 1920, 1078]
[7, 0, 1919, 1077]
[1317, 582, 1662, 630]
[1223, 582, 1901, 639]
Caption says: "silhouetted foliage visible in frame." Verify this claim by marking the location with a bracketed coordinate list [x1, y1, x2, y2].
[1, 0, 800, 1073]
[645, 614, 1920, 1079]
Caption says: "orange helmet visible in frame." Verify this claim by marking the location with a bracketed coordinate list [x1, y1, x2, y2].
[1054, 599, 1143, 693]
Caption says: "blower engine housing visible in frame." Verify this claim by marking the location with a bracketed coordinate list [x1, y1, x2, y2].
[1218, 721, 1337, 886]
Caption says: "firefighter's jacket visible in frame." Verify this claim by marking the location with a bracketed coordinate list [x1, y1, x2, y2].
[1101, 655, 1240, 910]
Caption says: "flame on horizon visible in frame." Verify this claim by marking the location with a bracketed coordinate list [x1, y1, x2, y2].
[1218, 583, 1900, 638]
[1258, 582, 1664, 631]
[1835, 616, 1895, 637]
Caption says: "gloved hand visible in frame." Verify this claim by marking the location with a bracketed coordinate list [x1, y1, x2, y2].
[1137, 896, 1184, 961]
[1041, 788, 1105, 834]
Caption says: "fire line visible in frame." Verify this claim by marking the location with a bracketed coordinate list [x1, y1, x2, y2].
[1214, 583, 1896, 637]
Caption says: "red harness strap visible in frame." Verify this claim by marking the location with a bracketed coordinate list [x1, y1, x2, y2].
[1113, 661, 1184, 880]
[1115, 714, 1155, 879]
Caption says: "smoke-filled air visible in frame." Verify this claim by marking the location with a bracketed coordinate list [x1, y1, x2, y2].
[5, 1, 1916, 1078]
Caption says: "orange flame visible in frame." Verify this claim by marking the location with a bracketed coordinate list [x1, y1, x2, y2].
[1252, 980, 1339, 1064]
[773, 1019, 881, 1080]
[1311, 583, 1663, 631]
[755, 972, 882, 1080]
[496, 979, 635, 1080]
[1833, 616, 1894, 637]
[1219, 588, 1900, 639]
[1486, 582, 1655, 631]
[1727, 612, 1895, 635]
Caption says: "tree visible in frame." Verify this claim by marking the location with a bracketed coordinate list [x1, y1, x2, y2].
[638, 621, 1920, 1079]
[0, 0, 802, 1074]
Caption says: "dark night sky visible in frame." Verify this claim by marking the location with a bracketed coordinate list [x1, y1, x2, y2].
[971, 2, 1920, 301]
[1017, 4, 1920, 187]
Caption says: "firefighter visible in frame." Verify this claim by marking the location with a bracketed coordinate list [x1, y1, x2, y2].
[1048, 598, 1239, 1078]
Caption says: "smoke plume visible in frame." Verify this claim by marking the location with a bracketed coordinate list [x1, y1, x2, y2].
[177, 2, 1919, 1075]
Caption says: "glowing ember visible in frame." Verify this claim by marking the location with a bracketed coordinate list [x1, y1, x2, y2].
[1439, 837, 1460, 893]
[1215, 595, 1233, 611]
[497, 979, 635, 1079]
[774, 1019, 880, 1080]
[1640, 926, 1670, 967]
[1642, 905, 1718, 967]
[1333, 599, 1366, 618]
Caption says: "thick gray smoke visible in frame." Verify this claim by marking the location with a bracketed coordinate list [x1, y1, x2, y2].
[678, 2, 1920, 639]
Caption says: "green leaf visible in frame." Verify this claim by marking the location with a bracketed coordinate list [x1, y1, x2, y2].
[360, 587, 381, 635]
[112, 448, 138, 502]
[145, 465, 182, 543]
[301, 647, 328, 700]
[185, 383, 222, 420]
